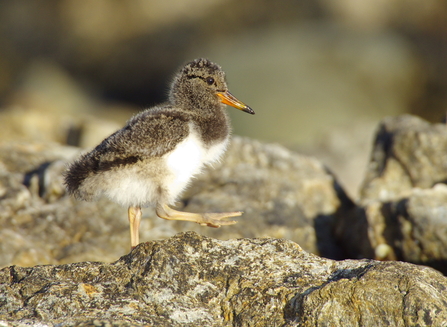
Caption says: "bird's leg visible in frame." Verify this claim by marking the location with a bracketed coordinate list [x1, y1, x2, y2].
[156, 203, 241, 228]
[128, 206, 142, 249]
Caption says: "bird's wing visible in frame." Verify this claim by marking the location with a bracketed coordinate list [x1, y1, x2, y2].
[93, 108, 191, 167]
[64, 107, 191, 195]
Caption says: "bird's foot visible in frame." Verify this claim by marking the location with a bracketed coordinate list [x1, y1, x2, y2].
[197, 211, 241, 228]
[156, 203, 241, 228]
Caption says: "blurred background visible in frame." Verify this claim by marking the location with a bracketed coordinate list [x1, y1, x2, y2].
[0, 0, 446, 198]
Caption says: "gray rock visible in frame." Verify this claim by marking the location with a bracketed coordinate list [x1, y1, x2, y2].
[359, 114, 447, 202]
[0, 137, 351, 268]
[0, 141, 130, 267]
[336, 115, 447, 273]
[1, 232, 446, 326]
[337, 184, 447, 274]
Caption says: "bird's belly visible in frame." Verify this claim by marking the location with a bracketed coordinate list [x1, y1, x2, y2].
[164, 130, 228, 202]
[101, 168, 160, 207]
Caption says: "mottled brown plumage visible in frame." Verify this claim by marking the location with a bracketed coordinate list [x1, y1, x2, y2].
[64, 58, 254, 248]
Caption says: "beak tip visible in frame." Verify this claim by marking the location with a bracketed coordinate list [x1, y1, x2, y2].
[243, 106, 255, 115]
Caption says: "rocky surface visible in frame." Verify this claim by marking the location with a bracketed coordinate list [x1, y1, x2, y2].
[1, 232, 446, 326]
[335, 115, 447, 273]
[0, 135, 350, 268]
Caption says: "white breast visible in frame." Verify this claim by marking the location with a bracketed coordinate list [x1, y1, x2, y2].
[164, 123, 229, 203]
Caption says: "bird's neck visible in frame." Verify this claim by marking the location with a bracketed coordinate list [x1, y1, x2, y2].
[192, 105, 230, 145]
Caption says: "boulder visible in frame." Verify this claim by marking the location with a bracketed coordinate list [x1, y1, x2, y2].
[359, 114, 447, 202]
[336, 184, 447, 274]
[1, 232, 446, 326]
[336, 115, 447, 273]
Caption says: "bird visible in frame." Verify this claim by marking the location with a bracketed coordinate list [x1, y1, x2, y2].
[64, 58, 255, 248]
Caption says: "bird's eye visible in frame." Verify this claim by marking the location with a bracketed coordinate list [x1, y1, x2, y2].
[206, 77, 214, 85]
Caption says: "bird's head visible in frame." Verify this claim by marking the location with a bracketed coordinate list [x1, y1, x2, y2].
[170, 58, 254, 115]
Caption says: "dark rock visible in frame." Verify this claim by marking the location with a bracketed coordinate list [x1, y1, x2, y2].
[1, 232, 446, 326]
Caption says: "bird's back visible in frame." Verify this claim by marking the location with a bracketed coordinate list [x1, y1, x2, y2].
[64, 106, 191, 201]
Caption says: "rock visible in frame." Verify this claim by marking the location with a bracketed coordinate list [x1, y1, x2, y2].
[336, 115, 447, 273]
[337, 184, 447, 274]
[392, 185, 447, 271]
[0, 146, 130, 268]
[0, 136, 352, 268]
[1, 232, 446, 326]
[359, 114, 447, 202]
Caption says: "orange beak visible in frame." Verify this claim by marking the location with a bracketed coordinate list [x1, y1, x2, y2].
[217, 91, 255, 115]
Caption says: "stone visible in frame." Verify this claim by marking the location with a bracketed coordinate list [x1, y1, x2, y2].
[337, 184, 447, 274]
[336, 115, 447, 273]
[1, 232, 446, 326]
[359, 114, 447, 203]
